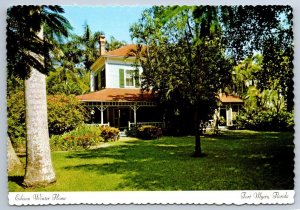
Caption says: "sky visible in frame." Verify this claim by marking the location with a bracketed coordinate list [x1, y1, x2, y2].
[62, 6, 150, 43]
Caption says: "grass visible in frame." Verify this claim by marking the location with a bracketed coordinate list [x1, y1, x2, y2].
[8, 130, 294, 191]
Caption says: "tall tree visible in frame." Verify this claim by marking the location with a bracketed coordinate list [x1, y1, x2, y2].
[232, 54, 262, 96]
[47, 37, 90, 95]
[221, 6, 293, 111]
[47, 23, 105, 95]
[80, 23, 104, 70]
[7, 5, 71, 187]
[131, 6, 232, 156]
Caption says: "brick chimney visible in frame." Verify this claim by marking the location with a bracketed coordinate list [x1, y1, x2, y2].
[99, 35, 106, 55]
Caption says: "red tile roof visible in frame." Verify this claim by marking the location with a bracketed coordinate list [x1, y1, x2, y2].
[219, 94, 243, 103]
[104, 44, 137, 57]
[76, 88, 153, 102]
[104, 44, 146, 57]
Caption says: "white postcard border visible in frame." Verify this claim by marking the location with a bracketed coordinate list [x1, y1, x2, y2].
[3, 0, 299, 208]
[9, 190, 295, 205]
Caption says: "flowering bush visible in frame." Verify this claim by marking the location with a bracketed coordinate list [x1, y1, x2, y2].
[50, 125, 104, 151]
[100, 126, 120, 142]
[50, 125, 121, 151]
[47, 94, 87, 135]
[137, 125, 162, 140]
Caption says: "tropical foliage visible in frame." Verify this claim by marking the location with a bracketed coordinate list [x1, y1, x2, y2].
[233, 54, 294, 131]
[46, 23, 126, 95]
[131, 5, 294, 142]
[7, 5, 73, 187]
[221, 6, 293, 111]
[7, 91, 86, 149]
[7, 6, 71, 79]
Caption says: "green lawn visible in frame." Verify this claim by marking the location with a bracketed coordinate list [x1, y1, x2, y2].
[8, 130, 294, 191]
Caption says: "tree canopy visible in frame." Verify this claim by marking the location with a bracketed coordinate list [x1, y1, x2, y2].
[7, 6, 72, 79]
[130, 6, 233, 155]
[130, 5, 293, 156]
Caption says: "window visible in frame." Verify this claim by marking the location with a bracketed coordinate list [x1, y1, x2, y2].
[124, 69, 140, 87]
[125, 70, 135, 87]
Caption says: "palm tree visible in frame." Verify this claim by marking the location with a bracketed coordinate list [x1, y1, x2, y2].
[47, 24, 103, 95]
[7, 5, 71, 187]
[80, 23, 105, 69]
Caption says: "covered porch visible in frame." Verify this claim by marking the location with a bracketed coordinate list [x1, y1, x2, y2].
[76, 88, 164, 130]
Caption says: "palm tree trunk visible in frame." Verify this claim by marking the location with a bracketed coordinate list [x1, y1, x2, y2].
[23, 28, 56, 187]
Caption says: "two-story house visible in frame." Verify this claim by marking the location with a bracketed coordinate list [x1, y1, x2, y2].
[76, 36, 162, 129]
[77, 35, 243, 130]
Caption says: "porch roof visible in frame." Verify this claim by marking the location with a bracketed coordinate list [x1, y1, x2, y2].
[76, 88, 154, 102]
[219, 94, 243, 103]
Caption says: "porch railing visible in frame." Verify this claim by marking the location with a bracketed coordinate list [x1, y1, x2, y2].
[128, 121, 164, 130]
[85, 122, 110, 127]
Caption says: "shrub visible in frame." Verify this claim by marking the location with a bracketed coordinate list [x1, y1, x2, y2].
[137, 125, 162, 140]
[236, 109, 294, 131]
[50, 125, 104, 151]
[7, 92, 87, 149]
[100, 126, 120, 142]
[7, 91, 26, 150]
[47, 94, 87, 135]
[126, 126, 138, 137]
[219, 116, 226, 126]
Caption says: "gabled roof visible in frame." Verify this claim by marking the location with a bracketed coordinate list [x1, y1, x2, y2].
[90, 44, 144, 72]
[76, 88, 153, 102]
[219, 94, 243, 103]
[104, 44, 140, 57]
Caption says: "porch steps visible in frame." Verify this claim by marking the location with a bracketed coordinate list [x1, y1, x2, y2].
[120, 131, 127, 137]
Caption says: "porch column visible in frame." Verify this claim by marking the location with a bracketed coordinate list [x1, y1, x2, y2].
[133, 104, 137, 125]
[100, 108, 104, 124]
[130, 103, 140, 125]
[100, 102, 105, 124]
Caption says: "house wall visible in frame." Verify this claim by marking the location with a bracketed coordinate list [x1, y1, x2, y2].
[105, 58, 143, 88]
[217, 104, 242, 127]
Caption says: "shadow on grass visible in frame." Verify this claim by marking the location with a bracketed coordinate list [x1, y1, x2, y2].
[63, 131, 294, 190]
[8, 131, 294, 191]
[8, 176, 24, 187]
